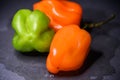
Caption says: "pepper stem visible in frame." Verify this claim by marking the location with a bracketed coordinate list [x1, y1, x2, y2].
[83, 14, 116, 29]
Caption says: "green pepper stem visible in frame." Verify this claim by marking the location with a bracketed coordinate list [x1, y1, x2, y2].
[83, 14, 116, 29]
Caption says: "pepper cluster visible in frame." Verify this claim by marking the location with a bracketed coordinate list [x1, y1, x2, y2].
[12, 0, 91, 74]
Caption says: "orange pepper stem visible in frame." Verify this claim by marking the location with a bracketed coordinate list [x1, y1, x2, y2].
[83, 14, 116, 29]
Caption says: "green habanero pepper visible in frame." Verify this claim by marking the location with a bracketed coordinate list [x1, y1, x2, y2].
[12, 9, 55, 52]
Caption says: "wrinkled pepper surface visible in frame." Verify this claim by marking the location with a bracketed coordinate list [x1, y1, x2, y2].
[46, 25, 91, 74]
[12, 9, 54, 52]
[33, 0, 82, 31]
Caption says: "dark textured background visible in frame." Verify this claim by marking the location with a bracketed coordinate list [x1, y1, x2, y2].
[0, 0, 120, 80]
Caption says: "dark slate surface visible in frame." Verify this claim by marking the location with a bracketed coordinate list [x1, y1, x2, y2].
[0, 0, 120, 80]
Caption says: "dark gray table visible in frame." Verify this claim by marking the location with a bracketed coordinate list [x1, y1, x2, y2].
[0, 0, 120, 80]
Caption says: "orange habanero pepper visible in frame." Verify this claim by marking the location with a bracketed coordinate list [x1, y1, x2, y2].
[33, 0, 82, 32]
[46, 25, 91, 74]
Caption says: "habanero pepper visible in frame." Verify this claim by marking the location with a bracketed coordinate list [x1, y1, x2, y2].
[12, 9, 54, 52]
[33, 0, 82, 32]
[46, 13, 115, 74]
[46, 25, 91, 74]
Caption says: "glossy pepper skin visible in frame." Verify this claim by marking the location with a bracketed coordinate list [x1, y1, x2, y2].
[33, 0, 82, 32]
[46, 25, 91, 74]
[12, 9, 54, 52]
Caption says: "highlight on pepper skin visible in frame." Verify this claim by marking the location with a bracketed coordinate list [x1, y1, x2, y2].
[46, 25, 91, 74]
